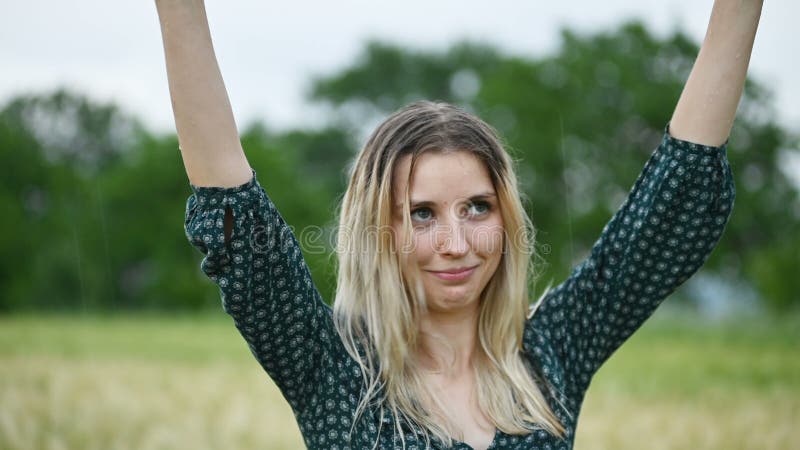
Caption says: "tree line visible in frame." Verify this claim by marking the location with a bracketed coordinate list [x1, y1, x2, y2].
[1, 21, 797, 313]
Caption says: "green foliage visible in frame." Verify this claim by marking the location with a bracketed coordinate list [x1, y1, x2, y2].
[311, 21, 800, 310]
[0, 90, 354, 311]
[0, 21, 797, 311]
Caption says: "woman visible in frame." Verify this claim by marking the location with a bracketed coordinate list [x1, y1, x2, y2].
[156, 1, 762, 449]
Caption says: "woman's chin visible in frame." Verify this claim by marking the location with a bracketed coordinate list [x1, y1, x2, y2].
[426, 287, 479, 312]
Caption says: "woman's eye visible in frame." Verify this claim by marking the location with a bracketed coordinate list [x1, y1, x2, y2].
[465, 201, 491, 217]
[410, 202, 490, 222]
[410, 207, 433, 222]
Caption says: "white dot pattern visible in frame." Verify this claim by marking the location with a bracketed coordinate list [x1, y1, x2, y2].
[184, 127, 735, 449]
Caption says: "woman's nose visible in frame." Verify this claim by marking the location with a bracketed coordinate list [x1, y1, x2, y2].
[434, 218, 469, 257]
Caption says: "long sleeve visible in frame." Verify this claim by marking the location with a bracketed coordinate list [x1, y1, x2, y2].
[526, 124, 735, 398]
[184, 168, 333, 414]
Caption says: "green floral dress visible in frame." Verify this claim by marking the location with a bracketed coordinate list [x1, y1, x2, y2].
[184, 125, 735, 449]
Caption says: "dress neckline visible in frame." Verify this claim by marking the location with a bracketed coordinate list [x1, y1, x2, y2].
[452, 428, 500, 450]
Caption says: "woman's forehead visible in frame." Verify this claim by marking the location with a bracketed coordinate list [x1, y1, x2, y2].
[392, 151, 495, 203]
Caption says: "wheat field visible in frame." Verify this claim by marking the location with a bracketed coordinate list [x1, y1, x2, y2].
[1, 312, 797, 449]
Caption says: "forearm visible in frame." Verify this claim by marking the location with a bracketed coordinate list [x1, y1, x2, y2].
[156, 0, 251, 187]
[670, 0, 763, 146]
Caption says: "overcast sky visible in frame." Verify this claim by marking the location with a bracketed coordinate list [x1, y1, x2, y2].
[1, 0, 796, 135]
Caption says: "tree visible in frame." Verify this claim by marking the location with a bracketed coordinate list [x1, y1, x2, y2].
[0, 90, 351, 310]
[0, 90, 145, 311]
[310, 22, 800, 311]
[2, 21, 797, 312]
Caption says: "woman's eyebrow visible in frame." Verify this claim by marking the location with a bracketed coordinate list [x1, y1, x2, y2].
[395, 200, 434, 210]
[468, 192, 497, 200]
[395, 192, 497, 209]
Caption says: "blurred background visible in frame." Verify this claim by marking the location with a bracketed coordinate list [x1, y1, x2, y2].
[1, 1, 797, 449]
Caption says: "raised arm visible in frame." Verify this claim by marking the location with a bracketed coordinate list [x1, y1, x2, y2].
[526, 1, 759, 399]
[670, 0, 763, 146]
[155, 0, 252, 187]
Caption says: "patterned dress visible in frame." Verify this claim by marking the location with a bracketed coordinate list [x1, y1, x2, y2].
[184, 125, 735, 449]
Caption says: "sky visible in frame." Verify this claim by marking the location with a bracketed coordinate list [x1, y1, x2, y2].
[1, 0, 796, 136]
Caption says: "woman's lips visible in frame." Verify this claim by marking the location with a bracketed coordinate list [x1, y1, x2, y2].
[427, 266, 477, 281]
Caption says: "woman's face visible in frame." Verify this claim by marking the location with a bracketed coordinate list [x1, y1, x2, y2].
[391, 151, 504, 314]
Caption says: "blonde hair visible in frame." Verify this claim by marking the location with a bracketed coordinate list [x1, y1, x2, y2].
[333, 101, 568, 448]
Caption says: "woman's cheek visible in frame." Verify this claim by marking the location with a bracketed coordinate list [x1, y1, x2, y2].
[471, 223, 505, 255]
[412, 228, 435, 262]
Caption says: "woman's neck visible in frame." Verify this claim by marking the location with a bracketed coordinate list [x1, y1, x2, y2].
[417, 305, 480, 377]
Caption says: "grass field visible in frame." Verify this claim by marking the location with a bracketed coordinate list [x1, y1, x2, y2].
[1, 310, 798, 449]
